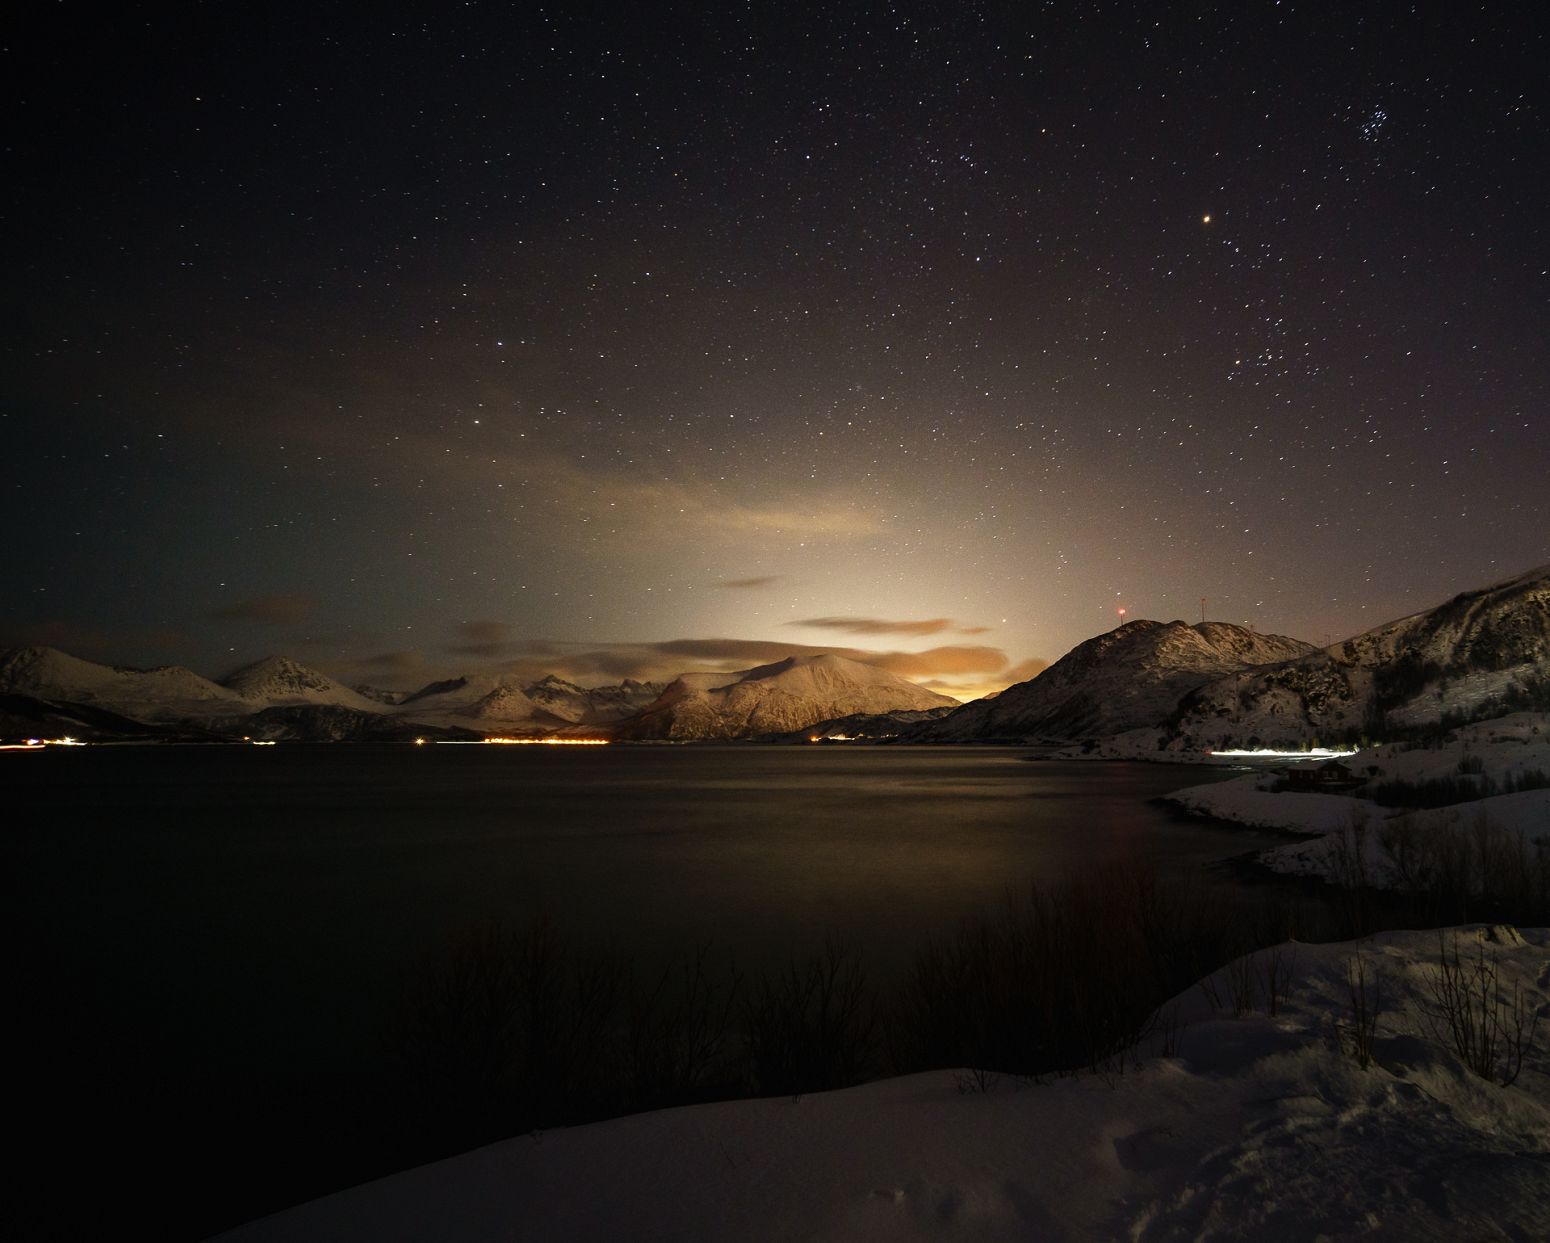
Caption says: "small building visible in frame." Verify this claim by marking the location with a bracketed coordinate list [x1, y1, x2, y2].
[1279, 760, 1363, 791]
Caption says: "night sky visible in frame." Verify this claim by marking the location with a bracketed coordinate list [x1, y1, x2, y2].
[5, 2, 1547, 699]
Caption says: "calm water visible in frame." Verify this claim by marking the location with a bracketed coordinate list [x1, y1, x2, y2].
[4, 744, 1278, 1237]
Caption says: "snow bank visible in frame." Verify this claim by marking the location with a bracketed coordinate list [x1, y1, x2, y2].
[1261, 789, 1550, 885]
[1165, 773, 1369, 835]
[1161, 713, 1550, 887]
[217, 928, 1550, 1243]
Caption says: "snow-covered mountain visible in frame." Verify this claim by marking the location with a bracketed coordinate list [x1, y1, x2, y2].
[0, 645, 250, 722]
[392, 671, 664, 730]
[614, 653, 958, 741]
[221, 655, 378, 710]
[1169, 563, 1550, 749]
[524, 674, 664, 724]
[911, 621, 1314, 743]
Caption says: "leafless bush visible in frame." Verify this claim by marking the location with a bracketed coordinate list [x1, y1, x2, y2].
[1330, 811, 1374, 935]
[399, 916, 627, 1137]
[1224, 950, 1260, 1017]
[1153, 1003, 1186, 1059]
[1377, 814, 1550, 924]
[955, 1066, 1001, 1094]
[743, 940, 876, 1096]
[892, 862, 1250, 1079]
[628, 943, 742, 1107]
[1419, 932, 1540, 1086]
[1261, 942, 1298, 1016]
[1341, 950, 1381, 1070]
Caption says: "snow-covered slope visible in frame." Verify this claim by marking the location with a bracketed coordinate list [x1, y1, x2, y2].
[1172, 564, 1550, 748]
[614, 654, 958, 740]
[0, 645, 248, 721]
[524, 674, 664, 724]
[913, 621, 1313, 742]
[394, 672, 665, 730]
[221, 655, 379, 710]
[764, 704, 960, 743]
[216, 926, 1550, 1243]
[1165, 711, 1550, 887]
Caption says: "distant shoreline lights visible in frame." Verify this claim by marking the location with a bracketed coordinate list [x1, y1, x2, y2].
[430, 737, 611, 746]
[1, 737, 84, 750]
[1209, 747, 1360, 759]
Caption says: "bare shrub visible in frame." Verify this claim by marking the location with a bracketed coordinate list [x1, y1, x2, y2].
[743, 940, 875, 1096]
[1419, 931, 1540, 1086]
[1377, 814, 1550, 925]
[1261, 942, 1299, 1016]
[628, 943, 742, 1108]
[399, 917, 627, 1139]
[1153, 1003, 1186, 1059]
[1341, 950, 1381, 1069]
[892, 861, 1249, 1080]
[1223, 950, 1259, 1017]
[1330, 811, 1374, 935]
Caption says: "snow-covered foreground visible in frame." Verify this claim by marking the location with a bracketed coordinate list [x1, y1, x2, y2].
[219, 928, 1550, 1243]
[1164, 713, 1550, 887]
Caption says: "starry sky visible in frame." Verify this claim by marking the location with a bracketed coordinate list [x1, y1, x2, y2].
[5, 2, 1547, 699]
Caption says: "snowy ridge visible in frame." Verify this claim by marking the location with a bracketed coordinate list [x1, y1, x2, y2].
[614, 653, 957, 740]
[215, 926, 1550, 1243]
[391, 671, 664, 730]
[1171, 564, 1550, 749]
[912, 620, 1313, 742]
[221, 655, 378, 711]
[0, 645, 248, 721]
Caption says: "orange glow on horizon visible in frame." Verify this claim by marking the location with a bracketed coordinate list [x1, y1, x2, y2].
[481, 737, 610, 746]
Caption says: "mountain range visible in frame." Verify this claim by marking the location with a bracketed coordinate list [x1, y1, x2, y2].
[4, 564, 1546, 747]
[0, 647, 946, 744]
[904, 563, 1550, 749]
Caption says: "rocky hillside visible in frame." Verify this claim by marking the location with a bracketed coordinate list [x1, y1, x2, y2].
[1171, 564, 1550, 749]
[522, 674, 664, 724]
[912, 620, 1314, 743]
[614, 653, 957, 741]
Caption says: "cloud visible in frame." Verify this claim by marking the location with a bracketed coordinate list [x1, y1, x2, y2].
[923, 656, 1051, 704]
[352, 650, 426, 675]
[322, 630, 1022, 695]
[957, 625, 992, 635]
[446, 619, 515, 657]
[790, 616, 955, 637]
[0, 620, 190, 663]
[720, 576, 781, 589]
[1000, 658, 1050, 684]
[210, 593, 317, 626]
[458, 620, 510, 644]
[524, 637, 1008, 685]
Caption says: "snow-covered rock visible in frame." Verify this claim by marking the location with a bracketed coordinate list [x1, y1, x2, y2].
[1173, 564, 1550, 749]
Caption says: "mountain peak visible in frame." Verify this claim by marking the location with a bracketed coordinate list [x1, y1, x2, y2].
[616, 652, 955, 740]
[221, 656, 372, 708]
[913, 617, 1314, 743]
